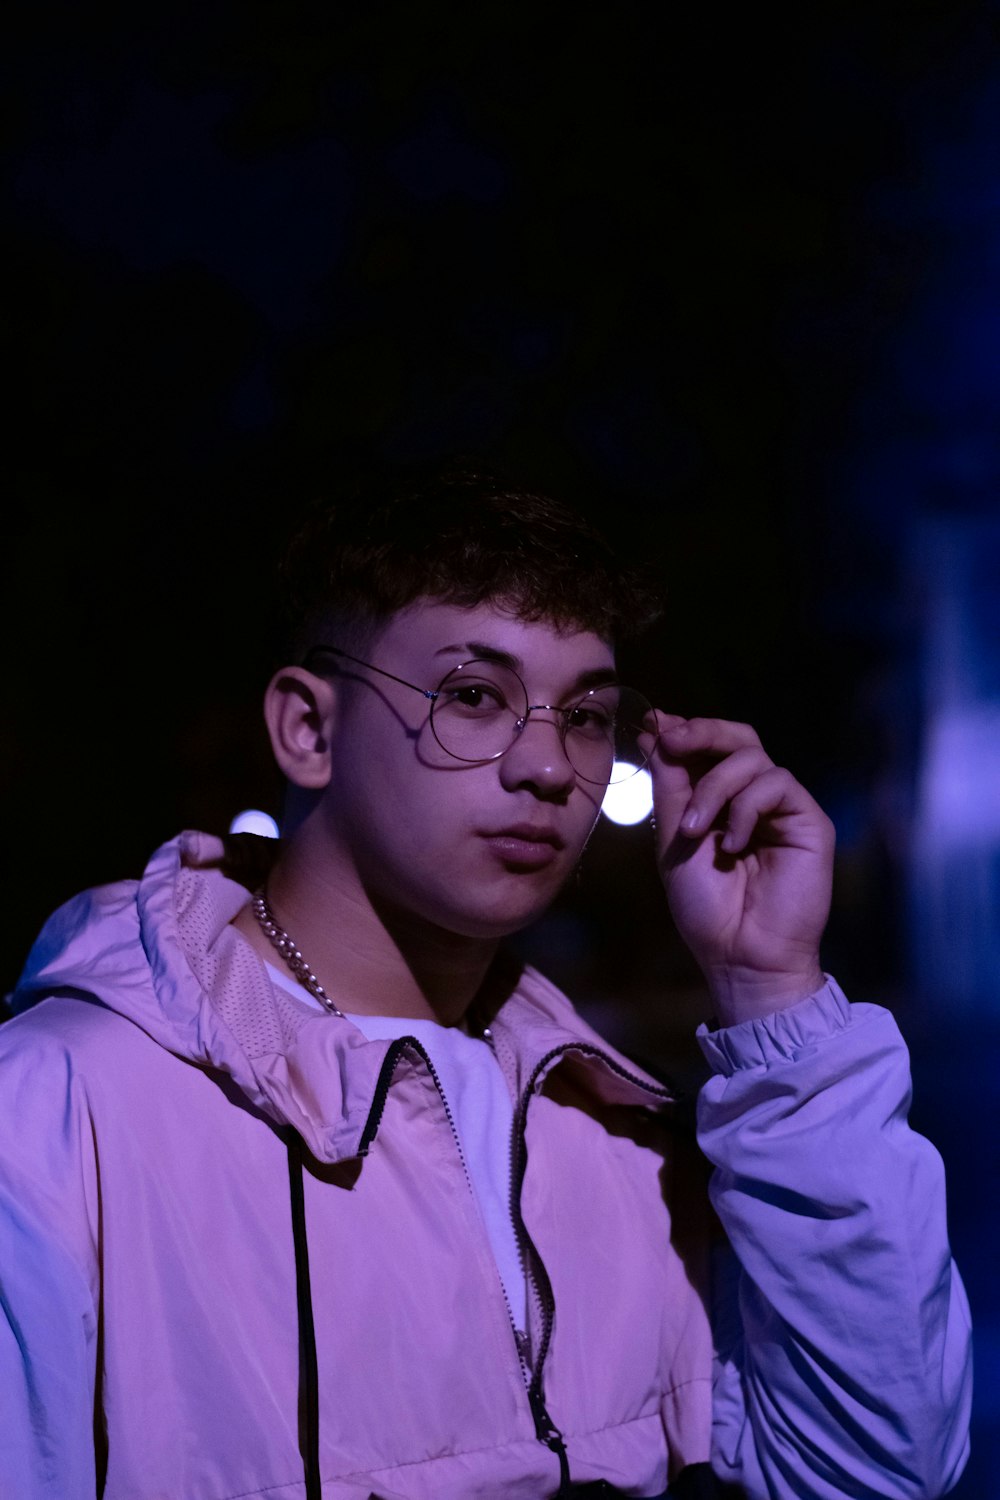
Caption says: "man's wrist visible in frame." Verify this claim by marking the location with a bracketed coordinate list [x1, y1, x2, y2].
[704, 962, 827, 1030]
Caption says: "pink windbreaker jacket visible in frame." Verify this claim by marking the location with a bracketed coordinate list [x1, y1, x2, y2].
[0, 833, 972, 1500]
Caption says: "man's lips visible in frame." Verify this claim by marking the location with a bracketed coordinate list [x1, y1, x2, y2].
[483, 823, 565, 848]
[480, 824, 566, 867]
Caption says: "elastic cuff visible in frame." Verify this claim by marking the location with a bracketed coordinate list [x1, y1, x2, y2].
[696, 976, 850, 1076]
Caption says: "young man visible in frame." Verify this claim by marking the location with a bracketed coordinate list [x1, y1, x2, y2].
[1, 466, 971, 1499]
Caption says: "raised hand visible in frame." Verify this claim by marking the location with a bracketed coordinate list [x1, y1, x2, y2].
[644, 714, 835, 1027]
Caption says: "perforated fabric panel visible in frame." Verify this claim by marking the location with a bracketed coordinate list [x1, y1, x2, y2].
[270, 982, 320, 1052]
[211, 944, 289, 1059]
[175, 864, 313, 1060]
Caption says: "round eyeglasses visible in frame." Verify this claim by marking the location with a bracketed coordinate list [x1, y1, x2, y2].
[305, 646, 655, 786]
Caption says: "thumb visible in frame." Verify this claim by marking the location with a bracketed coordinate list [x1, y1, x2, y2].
[642, 713, 696, 845]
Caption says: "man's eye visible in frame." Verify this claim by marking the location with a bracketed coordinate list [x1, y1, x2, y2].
[567, 705, 613, 734]
[448, 683, 507, 712]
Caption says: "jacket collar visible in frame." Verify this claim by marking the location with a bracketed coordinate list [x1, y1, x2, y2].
[136, 832, 675, 1163]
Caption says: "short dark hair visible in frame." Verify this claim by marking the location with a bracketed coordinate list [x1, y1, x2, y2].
[275, 459, 663, 663]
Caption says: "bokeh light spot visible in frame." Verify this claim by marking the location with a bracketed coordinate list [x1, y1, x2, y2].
[229, 809, 280, 839]
[600, 766, 653, 825]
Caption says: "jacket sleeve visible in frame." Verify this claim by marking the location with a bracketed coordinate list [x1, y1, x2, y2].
[695, 978, 972, 1500]
[0, 1018, 101, 1500]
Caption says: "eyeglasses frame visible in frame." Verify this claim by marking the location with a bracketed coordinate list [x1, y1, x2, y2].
[302, 644, 651, 785]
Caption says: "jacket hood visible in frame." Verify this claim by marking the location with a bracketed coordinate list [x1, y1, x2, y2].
[14, 832, 671, 1162]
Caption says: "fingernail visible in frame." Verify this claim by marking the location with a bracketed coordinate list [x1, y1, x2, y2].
[681, 808, 700, 832]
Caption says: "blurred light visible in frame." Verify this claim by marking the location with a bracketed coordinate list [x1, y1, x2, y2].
[600, 766, 654, 825]
[229, 809, 280, 839]
[916, 705, 1000, 848]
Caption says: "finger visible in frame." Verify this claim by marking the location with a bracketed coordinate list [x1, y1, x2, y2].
[654, 716, 763, 761]
[644, 731, 700, 840]
[676, 746, 776, 835]
[719, 768, 833, 853]
[637, 710, 685, 756]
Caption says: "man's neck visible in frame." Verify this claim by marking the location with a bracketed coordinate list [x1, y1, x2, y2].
[231, 835, 499, 1028]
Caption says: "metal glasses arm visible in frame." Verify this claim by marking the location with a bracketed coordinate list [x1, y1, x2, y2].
[302, 645, 439, 702]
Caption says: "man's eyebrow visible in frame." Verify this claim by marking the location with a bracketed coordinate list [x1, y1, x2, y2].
[434, 642, 620, 692]
[434, 641, 522, 670]
[572, 666, 621, 691]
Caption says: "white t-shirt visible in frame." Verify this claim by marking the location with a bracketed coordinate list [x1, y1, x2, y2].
[266, 964, 528, 1337]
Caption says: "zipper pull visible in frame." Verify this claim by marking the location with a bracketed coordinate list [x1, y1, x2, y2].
[528, 1385, 570, 1489]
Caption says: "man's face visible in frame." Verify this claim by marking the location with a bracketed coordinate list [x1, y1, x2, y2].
[319, 598, 617, 941]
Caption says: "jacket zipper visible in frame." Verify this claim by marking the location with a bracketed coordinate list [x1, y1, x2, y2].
[504, 1038, 674, 1493]
[359, 1038, 529, 1356]
[357, 1038, 412, 1155]
[358, 1037, 551, 1453]
[359, 1033, 667, 1496]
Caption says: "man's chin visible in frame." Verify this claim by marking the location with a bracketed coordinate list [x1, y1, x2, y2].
[442, 876, 577, 941]
[370, 854, 581, 944]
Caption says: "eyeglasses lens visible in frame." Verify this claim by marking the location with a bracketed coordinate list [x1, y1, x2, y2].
[431, 662, 653, 785]
[430, 662, 528, 763]
[565, 686, 654, 784]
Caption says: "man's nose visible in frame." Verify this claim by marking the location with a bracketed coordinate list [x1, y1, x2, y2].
[498, 708, 576, 795]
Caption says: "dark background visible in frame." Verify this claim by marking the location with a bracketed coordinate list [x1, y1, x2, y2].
[4, 4, 998, 1486]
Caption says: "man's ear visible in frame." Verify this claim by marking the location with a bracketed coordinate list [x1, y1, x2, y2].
[263, 666, 337, 790]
